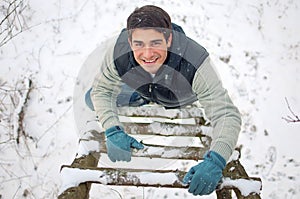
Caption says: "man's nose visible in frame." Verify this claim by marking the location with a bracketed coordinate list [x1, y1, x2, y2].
[142, 47, 154, 59]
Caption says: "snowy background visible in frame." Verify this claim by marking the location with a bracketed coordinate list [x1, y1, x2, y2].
[0, 0, 299, 198]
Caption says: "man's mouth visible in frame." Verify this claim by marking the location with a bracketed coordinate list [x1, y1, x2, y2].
[143, 57, 158, 64]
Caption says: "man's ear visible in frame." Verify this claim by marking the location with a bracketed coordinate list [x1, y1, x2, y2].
[167, 33, 172, 48]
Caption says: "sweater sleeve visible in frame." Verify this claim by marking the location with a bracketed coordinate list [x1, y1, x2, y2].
[90, 38, 124, 129]
[192, 57, 241, 161]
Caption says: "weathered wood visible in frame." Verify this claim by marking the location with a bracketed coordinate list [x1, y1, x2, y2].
[216, 189, 232, 199]
[59, 106, 262, 199]
[61, 166, 188, 188]
[119, 115, 200, 125]
[134, 143, 207, 160]
[218, 148, 262, 199]
[123, 122, 204, 136]
[58, 152, 100, 199]
[123, 122, 212, 148]
[58, 131, 101, 199]
[58, 127, 210, 198]
[93, 133, 209, 160]
[117, 105, 205, 119]
[59, 165, 262, 193]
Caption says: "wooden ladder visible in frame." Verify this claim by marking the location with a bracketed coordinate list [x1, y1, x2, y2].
[58, 105, 262, 199]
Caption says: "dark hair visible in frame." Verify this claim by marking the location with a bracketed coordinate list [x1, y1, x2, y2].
[127, 5, 172, 41]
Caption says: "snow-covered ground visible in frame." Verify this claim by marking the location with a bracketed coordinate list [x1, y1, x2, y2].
[0, 0, 299, 198]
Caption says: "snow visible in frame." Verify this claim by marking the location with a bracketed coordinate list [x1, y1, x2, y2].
[76, 131, 101, 158]
[117, 104, 204, 119]
[59, 167, 109, 194]
[0, 0, 299, 198]
[228, 150, 240, 162]
[221, 178, 262, 196]
[60, 168, 182, 195]
[131, 172, 179, 185]
[119, 115, 197, 125]
[149, 121, 202, 136]
[76, 139, 100, 158]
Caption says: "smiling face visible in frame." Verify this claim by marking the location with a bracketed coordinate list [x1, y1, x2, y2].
[128, 28, 172, 74]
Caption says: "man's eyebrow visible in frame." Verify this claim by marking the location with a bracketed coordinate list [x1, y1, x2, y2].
[132, 40, 143, 43]
[132, 39, 163, 43]
[150, 39, 163, 43]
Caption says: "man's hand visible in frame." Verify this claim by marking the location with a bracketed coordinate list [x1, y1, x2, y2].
[183, 151, 226, 195]
[105, 126, 144, 162]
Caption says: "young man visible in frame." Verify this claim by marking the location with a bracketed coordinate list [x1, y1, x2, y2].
[90, 5, 241, 196]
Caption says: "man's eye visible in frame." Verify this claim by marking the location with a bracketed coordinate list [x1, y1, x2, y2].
[152, 42, 162, 46]
[134, 43, 143, 47]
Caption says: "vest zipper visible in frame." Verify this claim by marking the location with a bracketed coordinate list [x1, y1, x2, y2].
[149, 84, 152, 93]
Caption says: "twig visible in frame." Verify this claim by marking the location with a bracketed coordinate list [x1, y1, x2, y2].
[0, 0, 22, 26]
[0, 138, 15, 144]
[0, 0, 28, 47]
[16, 79, 33, 144]
[0, 174, 31, 184]
[282, 97, 300, 123]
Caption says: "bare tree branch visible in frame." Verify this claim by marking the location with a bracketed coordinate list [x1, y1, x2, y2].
[0, 78, 34, 145]
[0, 0, 28, 47]
[16, 78, 33, 144]
[282, 97, 300, 123]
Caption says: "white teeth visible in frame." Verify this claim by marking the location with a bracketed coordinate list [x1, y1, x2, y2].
[144, 59, 157, 63]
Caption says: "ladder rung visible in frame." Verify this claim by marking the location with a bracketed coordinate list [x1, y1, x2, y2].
[60, 166, 187, 188]
[60, 166, 262, 191]
[86, 133, 209, 160]
[123, 122, 206, 137]
[131, 144, 206, 160]
[96, 143, 207, 160]
[117, 105, 204, 119]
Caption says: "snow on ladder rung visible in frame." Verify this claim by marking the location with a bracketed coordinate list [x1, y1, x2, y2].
[123, 122, 207, 137]
[117, 105, 204, 119]
[97, 144, 207, 160]
[60, 166, 188, 188]
[131, 144, 206, 160]
[60, 166, 262, 194]
[92, 133, 208, 160]
[119, 115, 197, 125]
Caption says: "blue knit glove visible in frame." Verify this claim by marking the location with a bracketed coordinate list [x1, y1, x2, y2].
[183, 151, 226, 195]
[105, 126, 144, 162]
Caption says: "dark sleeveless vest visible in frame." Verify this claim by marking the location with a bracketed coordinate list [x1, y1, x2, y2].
[113, 24, 209, 108]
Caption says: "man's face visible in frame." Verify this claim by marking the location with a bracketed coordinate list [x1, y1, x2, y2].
[129, 28, 172, 74]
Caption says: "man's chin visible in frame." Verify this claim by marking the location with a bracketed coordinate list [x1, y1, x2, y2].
[141, 65, 160, 74]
